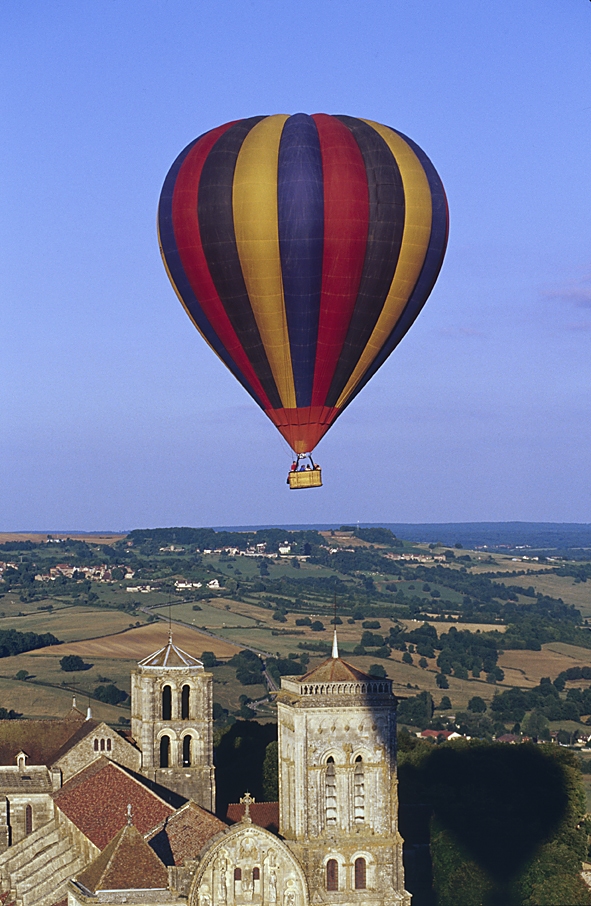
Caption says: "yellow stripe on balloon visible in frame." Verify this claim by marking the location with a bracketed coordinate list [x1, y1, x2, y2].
[335, 120, 433, 409]
[232, 114, 296, 409]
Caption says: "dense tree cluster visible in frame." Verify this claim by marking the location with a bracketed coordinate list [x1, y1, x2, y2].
[490, 676, 591, 724]
[0, 629, 60, 658]
[227, 649, 265, 686]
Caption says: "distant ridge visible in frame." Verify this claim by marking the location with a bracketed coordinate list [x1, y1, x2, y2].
[212, 522, 591, 551]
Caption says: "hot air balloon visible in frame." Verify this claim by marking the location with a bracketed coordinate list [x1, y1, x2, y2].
[158, 114, 448, 488]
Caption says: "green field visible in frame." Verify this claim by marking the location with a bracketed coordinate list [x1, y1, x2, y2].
[0, 605, 146, 641]
[153, 599, 261, 629]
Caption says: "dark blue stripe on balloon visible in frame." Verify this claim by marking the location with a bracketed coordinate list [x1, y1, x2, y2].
[158, 130, 266, 409]
[344, 127, 449, 409]
[277, 114, 324, 408]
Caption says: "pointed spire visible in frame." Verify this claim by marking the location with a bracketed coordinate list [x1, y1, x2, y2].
[331, 591, 339, 658]
[332, 629, 339, 659]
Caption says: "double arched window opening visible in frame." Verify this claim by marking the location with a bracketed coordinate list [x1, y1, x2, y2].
[161, 684, 191, 720]
[325, 857, 367, 891]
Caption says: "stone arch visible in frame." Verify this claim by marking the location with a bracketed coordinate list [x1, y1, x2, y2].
[188, 823, 308, 906]
[350, 850, 375, 890]
[156, 727, 178, 768]
[181, 683, 191, 719]
[181, 727, 200, 767]
[322, 852, 346, 892]
[161, 683, 173, 720]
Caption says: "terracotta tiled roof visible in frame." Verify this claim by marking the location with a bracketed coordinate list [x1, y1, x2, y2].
[138, 636, 203, 669]
[147, 800, 226, 865]
[420, 729, 454, 739]
[76, 823, 168, 893]
[298, 657, 373, 683]
[53, 757, 173, 849]
[0, 717, 98, 767]
[226, 801, 279, 833]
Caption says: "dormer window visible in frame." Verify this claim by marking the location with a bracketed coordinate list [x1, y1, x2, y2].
[16, 751, 27, 771]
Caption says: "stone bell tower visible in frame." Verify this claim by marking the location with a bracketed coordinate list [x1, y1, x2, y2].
[131, 634, 215, 811]
[276, 634, 410, 906]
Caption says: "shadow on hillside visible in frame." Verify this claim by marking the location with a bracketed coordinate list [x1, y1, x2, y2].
[399, 743, 571, 905]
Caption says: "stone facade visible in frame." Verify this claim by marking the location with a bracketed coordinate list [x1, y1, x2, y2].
[131, 639, 215, 811]
[188, 821, 309, 906]
[277, 661, 410, 906]
[55, 720, 141, 781]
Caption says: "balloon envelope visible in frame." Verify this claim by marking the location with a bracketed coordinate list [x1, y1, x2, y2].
[158, 114, 448, 453]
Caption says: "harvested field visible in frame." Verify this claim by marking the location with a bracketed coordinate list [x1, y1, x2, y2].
[498, 643, 591, 687]
[34, 621, 241, 660]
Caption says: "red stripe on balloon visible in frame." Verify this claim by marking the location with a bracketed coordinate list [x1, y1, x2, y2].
[310, 114, 369, 408]
[266, 405, 340, 454]
[172, 122, 274, 410]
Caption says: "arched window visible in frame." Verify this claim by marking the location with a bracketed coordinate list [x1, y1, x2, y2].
[162, 685, 172, 720]
[106, 738, 112, 752]
[325, 757, 337, 826]
[354, 857, 367, 890]
[160, 735, 170, 768]
[326, 859, 338, 891]
[354, 755, 364, 823]
[100, 738, 105, 752]
[25, 805, 32, 836]
[94, 738, 99, 751]
[181, 684, 190, 719]
[234, 868, 242, 881]
[252, 867, 260, 881]
[182, 735, 192, 766]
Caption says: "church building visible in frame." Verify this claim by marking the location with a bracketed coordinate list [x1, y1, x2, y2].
[0, 632, 411, 906]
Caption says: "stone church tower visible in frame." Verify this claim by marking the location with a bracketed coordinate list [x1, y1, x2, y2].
[131, 634, 215, 810]
[276, 636, 410, 905]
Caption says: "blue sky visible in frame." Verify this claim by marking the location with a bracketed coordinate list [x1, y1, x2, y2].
[1, 1, 590, 530]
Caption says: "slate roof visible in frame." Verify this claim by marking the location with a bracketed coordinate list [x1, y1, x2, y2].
[0, 716, 99, 767]
[226, 801, 279, 834]
[53, 757, 173, 849]
[138, 636, 203, 669]
[147, 800, 227, 865]
[0, 767, 53, 791]
[76, 823, 168, 893]
[299, 657, 373, 683]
